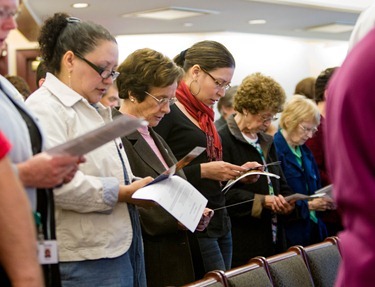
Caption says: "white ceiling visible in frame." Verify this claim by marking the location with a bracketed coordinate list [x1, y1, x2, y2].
[23, 0, 368, 41]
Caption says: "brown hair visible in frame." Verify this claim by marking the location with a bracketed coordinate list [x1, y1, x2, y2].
[117, 48, 184, 101]
[174, 40, 235, 73]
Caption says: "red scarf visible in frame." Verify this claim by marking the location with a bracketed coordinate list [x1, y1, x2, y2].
[176, 81, 222, 161]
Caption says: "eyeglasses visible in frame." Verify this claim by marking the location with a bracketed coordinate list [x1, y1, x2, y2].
[258, 113, 278, 123]
[145, 91, 177, 106]
[299, 124, 318, 135]
[0, 7, 21, 20]
[66, 17, 81, 23]
[201, 67, 231, 91]
[75, 54, 120, 80]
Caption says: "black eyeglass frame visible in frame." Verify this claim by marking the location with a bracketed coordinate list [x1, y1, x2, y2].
[75, 54, 120, 80]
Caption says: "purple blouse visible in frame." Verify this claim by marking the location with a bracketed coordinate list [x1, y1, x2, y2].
[326, 28, 375, 286]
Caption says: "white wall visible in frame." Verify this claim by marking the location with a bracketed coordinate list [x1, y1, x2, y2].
[116, 32, 348, 118]
[6, 30, 348, 117]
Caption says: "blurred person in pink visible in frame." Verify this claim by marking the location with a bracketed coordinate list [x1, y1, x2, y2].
[325, 25, 375, 287]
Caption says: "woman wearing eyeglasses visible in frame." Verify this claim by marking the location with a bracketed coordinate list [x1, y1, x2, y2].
[154, 41, 260, 277]
[112, 48, 214, 287]
[26, 13, 153, 287]
[218, 72, 295, 267]
[274, 95, 332, 247]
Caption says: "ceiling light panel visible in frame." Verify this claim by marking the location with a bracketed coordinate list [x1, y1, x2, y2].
[306, 23, 354, 33]
[122, 7, 218, 20]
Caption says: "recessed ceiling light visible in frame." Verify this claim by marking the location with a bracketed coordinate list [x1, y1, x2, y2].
[72, 3, 89, 9]
[122, 7, 218, 20]
[306, 23, 354, 33]
[248, 19, 267, 25]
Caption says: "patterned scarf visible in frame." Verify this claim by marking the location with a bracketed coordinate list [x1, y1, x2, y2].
[176, 81, 222, 161]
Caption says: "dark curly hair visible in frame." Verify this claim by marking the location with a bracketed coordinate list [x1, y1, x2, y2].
[116, 48, 184, 101]
[174, 40, 235, 73]
[38, 13, 116, 74]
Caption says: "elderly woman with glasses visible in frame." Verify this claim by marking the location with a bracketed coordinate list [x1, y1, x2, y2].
[112, 48, 213, 287]
[274, 95, 332, 247]
[218, 72, 295, 267]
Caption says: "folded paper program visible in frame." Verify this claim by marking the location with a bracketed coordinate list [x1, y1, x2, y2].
[284, 184, 333, 202]
[46, 115, 147, 156]
[222, 170, 280, 193]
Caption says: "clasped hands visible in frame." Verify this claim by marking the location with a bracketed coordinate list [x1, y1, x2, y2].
[308, 197, 336, 211]
[264, 195, 295, 215]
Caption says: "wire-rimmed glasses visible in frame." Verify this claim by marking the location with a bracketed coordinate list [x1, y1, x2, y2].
[145, 91, 177, 106]
[201, 67, 231, 91]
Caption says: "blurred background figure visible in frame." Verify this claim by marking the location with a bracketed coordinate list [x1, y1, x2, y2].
[5, 75, 31, 100]
[306, 67, 338, 187]
[100, 83, 120, 108]
[219, 72, 294, 267]
[214, 85, 237, 129]
[35, 60, 48, 88]
[306, 67, 342, 237]
[294, 76, 316, 101]
[0, 131, 43, 287]
[274, 95, 333, 247]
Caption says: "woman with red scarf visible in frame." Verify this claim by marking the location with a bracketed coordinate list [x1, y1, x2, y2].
[154, 40, 259, 277]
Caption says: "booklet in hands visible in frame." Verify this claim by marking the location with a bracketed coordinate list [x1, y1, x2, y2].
[147, 146, 206, 185]
[46, 115, 147, 156]
[132, 146, 207, 232]
[222, 170, 280, 194]
[284, 184, 333, 202]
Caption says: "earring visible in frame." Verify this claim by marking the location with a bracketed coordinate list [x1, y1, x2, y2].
[68, 72, 72, 88]
[189, 79, 201, 96]
[130, 97, 135, 102]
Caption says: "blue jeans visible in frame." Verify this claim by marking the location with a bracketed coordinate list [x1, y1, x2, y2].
[60, 204, 146, 287]
[197, 231, 232, 272]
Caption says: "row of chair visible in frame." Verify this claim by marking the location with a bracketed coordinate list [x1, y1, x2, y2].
[183, 236, 341, 287]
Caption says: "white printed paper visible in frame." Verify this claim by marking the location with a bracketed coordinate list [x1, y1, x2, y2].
[132, 175, 207, 232]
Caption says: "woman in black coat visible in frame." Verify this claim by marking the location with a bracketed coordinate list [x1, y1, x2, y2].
[218, 73, 295, 267]
[113, 48, 212, 287]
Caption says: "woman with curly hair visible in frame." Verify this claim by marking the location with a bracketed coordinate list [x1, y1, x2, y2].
[218, 72, 295, 267]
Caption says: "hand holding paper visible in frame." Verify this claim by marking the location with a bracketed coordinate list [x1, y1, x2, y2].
[119, 176, 156, 208]
[196, 208, 214, 231]
[284, 184, 333, 203]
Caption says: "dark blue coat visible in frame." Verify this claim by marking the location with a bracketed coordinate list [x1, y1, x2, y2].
[274, 130, 327, 247]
